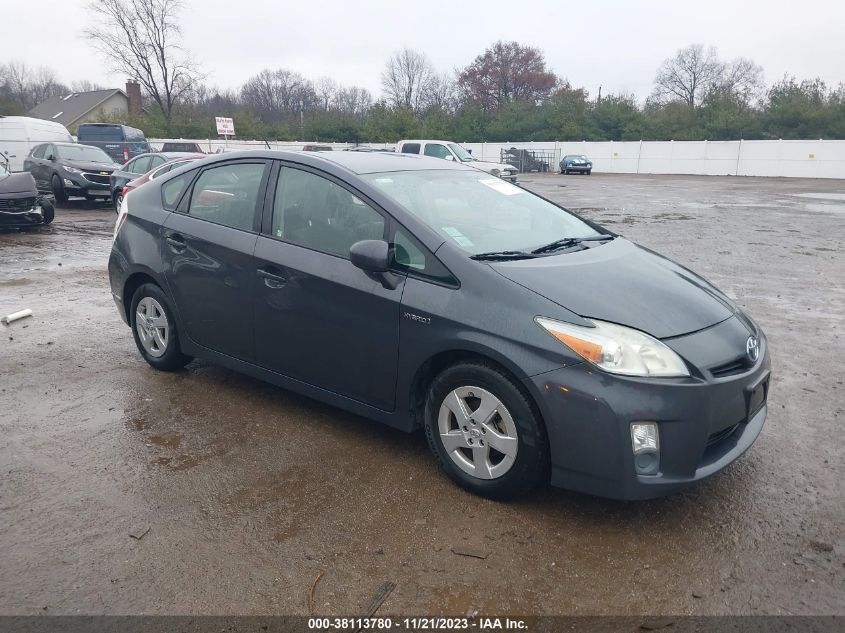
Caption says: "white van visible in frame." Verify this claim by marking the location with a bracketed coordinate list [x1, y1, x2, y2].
[0, 116, 74, 172]
[396, 139, 518, 183]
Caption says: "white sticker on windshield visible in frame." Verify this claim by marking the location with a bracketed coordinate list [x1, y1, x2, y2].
[442, 226, 474, 248]
[478, 178, 523, 195]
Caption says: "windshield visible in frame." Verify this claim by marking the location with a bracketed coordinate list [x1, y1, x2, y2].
[448, 143, 474, 162]
[565, 155, 588, 160]
[363, 170, 601, 255]
[57, 145, 113, 163]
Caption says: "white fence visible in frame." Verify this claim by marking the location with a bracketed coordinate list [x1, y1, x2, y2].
[150, 138, 845, 179]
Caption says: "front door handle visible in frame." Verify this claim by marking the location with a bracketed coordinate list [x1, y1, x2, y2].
[257, 266, 287, 289]
[165, 234, 186, 251]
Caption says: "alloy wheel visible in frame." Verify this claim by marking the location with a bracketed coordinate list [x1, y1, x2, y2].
[437, 386, 518, 479]
[135, 296, 169, 358]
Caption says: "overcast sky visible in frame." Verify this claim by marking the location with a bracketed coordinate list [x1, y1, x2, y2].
[5, 0, 845, 100]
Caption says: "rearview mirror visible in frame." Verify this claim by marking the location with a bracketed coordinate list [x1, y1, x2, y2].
[350, 240, 389, 273]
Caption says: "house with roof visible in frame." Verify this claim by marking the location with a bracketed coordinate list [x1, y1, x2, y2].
[28, 81, 143, 133]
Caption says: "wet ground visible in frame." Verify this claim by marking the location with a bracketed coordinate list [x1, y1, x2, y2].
[1, 175, 843, 616]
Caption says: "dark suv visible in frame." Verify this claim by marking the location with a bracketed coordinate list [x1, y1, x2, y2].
[76, 123, 151, 164]
[23, 142, 120, 203]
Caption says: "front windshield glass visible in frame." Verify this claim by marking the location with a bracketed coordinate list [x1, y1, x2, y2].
[364, 170, 601, 255]
[57, 145, 113, 163]
[448, 143, 474, 162]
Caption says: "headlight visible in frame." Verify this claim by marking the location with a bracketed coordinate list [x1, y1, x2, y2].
[64, 166, 83, 174]
[490, 168, 501, 176]
[535, 317, 689, 377]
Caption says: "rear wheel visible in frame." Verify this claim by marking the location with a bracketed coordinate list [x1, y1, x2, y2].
[586, 170, 592, 176]
[129, 283, 192, 371]
[424, 362, 549, 500]
[51, 174, 68, 203]
[113, 192, 123, 211]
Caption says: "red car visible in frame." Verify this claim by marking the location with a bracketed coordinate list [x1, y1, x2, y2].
[116, 155, 204, 209]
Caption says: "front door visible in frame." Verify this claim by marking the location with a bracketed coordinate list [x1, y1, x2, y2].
[253, 164, 404, 411]
[162, 159, 269, 361]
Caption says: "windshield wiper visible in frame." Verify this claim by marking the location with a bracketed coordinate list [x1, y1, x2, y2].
[531, 234, 614, 255]
[470, 250, 537, 261]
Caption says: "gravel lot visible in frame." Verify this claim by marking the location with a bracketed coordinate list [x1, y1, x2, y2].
[0, 173, 843, 616]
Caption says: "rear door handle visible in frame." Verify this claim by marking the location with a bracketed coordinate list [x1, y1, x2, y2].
[257, 266, 287, 289]
[165, 234, 186, 251]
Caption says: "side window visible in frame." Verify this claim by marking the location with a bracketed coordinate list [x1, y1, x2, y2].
[149, 156, 166, 169]
[391, 226, 457, 286]
[188, 162, 265, 231]
[131, 156, 153, 174]
[400, 143, 420, 154]
[43, 144, 55, 159]
[272, 166, 385, 258]
[161, 172, 193, 210]
[30, 144, 45, 158]
[423, 143, 451, 159]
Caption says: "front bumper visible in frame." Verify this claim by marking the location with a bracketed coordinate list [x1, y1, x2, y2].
[562, 164, 591, 172]
[501, 172, 519, 183]
[0, 195, 50, 229]
[526, 322, 771, 500]
[62, 172, 112, 197]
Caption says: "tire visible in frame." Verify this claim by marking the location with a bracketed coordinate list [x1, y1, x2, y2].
[424, 362, 549, 500]
[586, 170, 592, 176]
[129, 283, 192, 371]
[39, 200, 54, 225]
[51, 174, 68, 203]
[113, 192, 123, 212]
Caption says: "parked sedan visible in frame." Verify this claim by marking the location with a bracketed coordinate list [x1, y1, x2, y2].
[23, 143, 120, 203]
[110, 152, 203, 208]
[109, 151, 769, 501]
[560, 154, 593, 175]
[114, 155, 205, 211]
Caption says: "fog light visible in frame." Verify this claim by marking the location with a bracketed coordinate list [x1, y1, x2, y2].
[631, 422, 660, 475]
[63, 179, 74, 187]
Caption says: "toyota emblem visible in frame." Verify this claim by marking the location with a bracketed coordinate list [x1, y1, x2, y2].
[746, 336, 759, 362]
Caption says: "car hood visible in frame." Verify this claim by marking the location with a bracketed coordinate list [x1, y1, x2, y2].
[490, 237, 736, 339]
[64, 160, 119, 172]
[0, 172, 37, 195]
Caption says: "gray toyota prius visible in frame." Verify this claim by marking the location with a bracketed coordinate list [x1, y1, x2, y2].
[108, 150, 770, 500]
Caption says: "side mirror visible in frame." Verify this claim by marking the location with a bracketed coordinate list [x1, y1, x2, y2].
[443, 154, 455, 161]
[47, 154, 55, 161]
[350, 239, 389, 273]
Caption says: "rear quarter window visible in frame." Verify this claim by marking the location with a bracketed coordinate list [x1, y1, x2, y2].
[400, 143, 421, 154]
[161, 171, 195, 210]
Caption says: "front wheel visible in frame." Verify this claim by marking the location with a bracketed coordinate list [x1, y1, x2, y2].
[39, 199, 54, 225]
[51, 174, 68, 203]
[113, 192, 123, 211]
[586, 170, 592, 175]
[424, 362, 549, 500]
[129, 283, 192, 371]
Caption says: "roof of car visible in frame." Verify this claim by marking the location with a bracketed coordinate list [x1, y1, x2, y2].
[206, 149, 471, 175]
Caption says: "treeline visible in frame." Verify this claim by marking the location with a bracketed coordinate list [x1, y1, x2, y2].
[2, 41, 844, 142]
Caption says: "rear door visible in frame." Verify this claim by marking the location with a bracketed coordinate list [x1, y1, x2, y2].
[252, 162, 404, 410]
[162, 159, 270, 361]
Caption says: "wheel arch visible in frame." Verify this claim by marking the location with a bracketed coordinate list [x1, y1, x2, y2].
[122, 270, 163, 324]
[408, 347, 544, 431]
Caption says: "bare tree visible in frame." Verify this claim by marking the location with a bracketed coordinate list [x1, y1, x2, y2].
[652, 44, 724, 108]
[719, 57, 765, 105]
[83, 0, 200, 121]
[71, 79, 107, 93]
[240, 69, 317, 119]
[315, 77, 339, 111]
[334, 86, 373, 116]
[381, 48, 434, 111]
[421, 72, 458, 112]
[0, 61, 68, 110]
